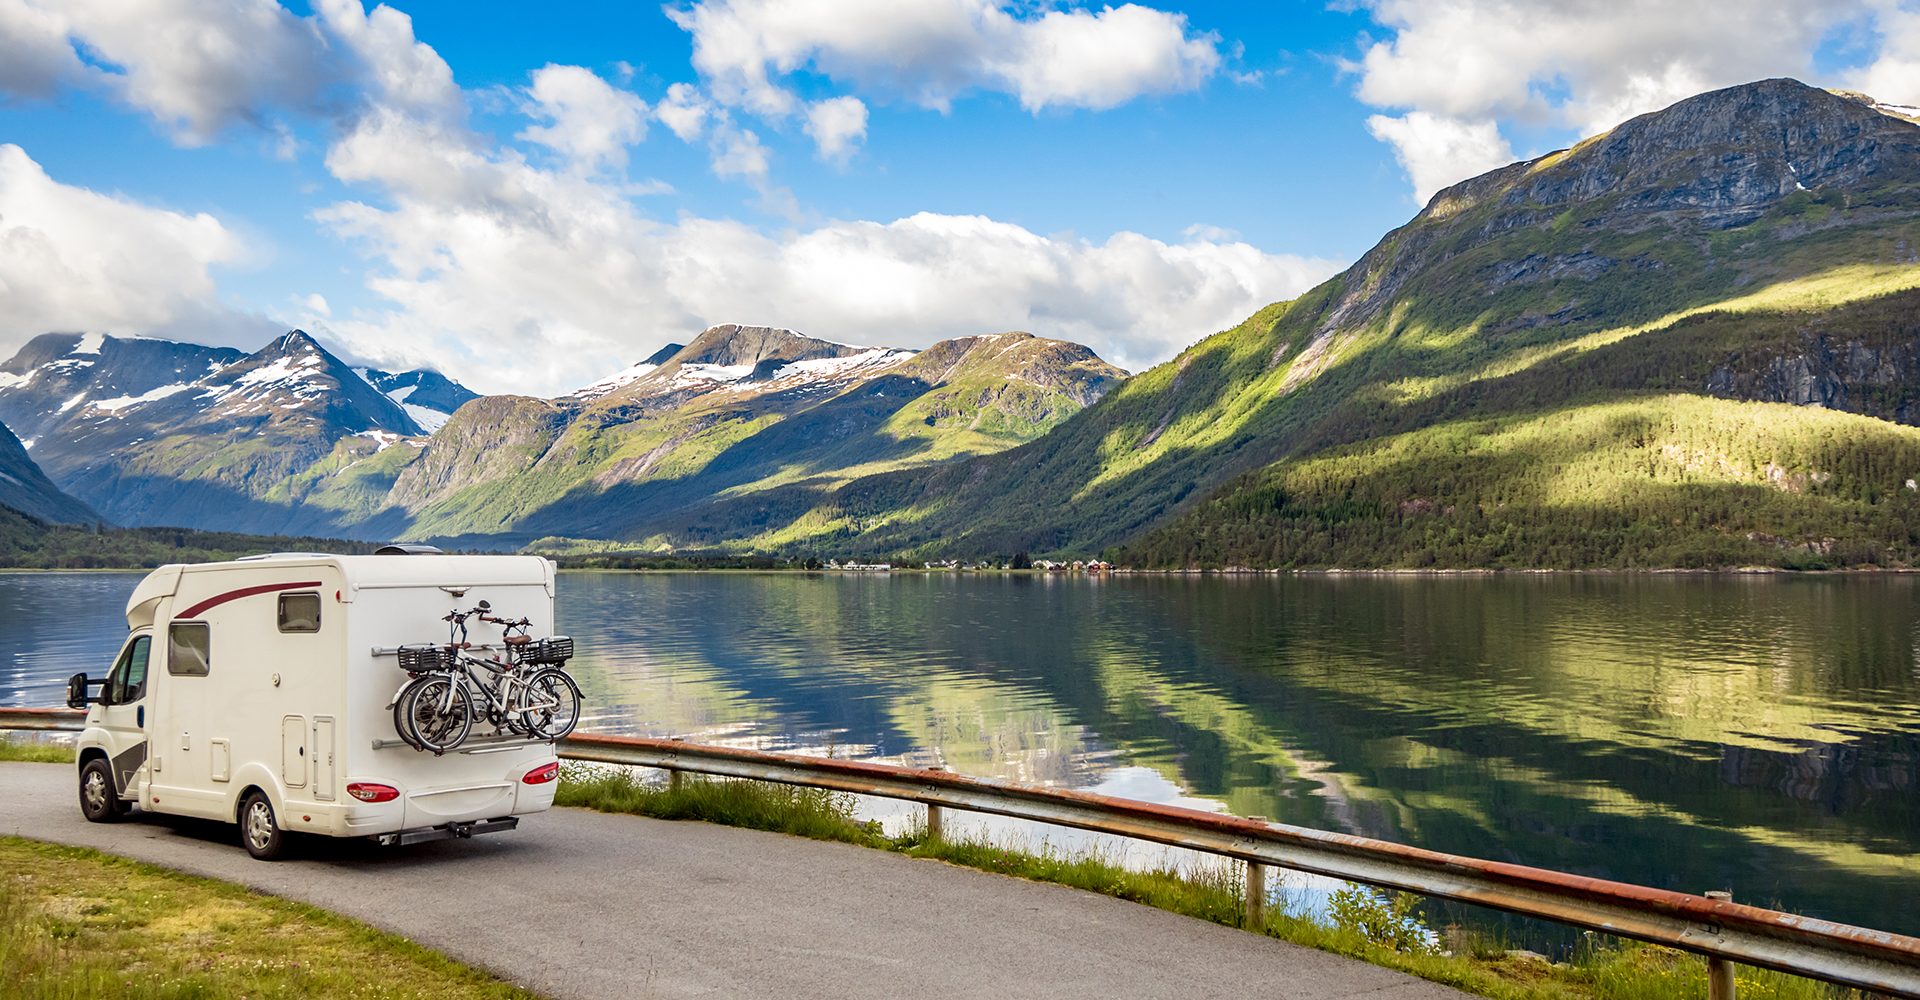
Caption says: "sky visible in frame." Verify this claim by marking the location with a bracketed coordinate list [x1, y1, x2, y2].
[2, 0, 1919, 397]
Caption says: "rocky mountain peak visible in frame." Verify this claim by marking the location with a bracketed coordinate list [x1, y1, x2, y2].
[1431, 78, 1920, 221]
[673, 324, 864, 369]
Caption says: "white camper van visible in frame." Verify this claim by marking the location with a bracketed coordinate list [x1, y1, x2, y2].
[65, 549, 565, 859]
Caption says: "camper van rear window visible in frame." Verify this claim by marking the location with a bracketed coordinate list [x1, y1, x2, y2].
[169, 622, 211, 676]
[278, 592, 322, 633]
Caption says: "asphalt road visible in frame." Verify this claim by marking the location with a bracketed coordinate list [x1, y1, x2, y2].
[1, 761, 1469, 999]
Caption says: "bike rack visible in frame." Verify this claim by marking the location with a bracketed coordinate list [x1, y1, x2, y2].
[370, 732, 557, 753]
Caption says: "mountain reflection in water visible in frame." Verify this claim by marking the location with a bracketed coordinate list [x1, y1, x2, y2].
[5, 571, 1914, 936]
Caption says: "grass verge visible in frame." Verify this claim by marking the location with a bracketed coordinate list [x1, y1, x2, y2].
[0, 736, 71, 764]
[556, 764, 1872, 1000]
[0, 836, 538, 1000]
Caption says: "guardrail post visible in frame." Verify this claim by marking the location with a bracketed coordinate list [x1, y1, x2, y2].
[925, 765, 946, 842]
[1705, 890, 1736, 1000]
[1245, 816, 1269, 931]
[668, 737, 685, 793]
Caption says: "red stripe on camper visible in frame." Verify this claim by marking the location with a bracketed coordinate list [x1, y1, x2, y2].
[178, 580, 323, 619]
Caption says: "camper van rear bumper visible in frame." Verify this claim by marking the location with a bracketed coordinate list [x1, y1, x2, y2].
[377, 817, 519, 846]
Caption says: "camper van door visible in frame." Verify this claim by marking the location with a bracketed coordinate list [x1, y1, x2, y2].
[99, 630, 152, 798]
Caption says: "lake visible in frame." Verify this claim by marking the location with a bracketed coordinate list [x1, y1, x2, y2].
[5, 570, 1916, 938]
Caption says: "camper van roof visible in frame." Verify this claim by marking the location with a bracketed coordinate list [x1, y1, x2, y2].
[125, 554, 556, 627]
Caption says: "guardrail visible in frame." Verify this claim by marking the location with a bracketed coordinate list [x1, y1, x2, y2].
[7, 706, 1917, 998]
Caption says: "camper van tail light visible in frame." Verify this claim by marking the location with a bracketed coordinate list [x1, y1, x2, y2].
[522, 762, 559, 785]
[347, 782, 400, 803]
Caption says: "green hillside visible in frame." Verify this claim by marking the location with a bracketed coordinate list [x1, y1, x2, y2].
[395, 329, 1123, 545]
[681, 79, 1920, 567]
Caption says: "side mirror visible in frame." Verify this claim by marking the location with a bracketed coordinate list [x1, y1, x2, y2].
[66, 672, 91, 710]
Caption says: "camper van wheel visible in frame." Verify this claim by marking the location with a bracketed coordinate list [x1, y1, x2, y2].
[79, 758, 124, 822]
[240, 791, 288, 861]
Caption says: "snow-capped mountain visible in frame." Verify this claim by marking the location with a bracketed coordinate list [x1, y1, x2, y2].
[566, 343, 685, 401]
[354, 367, 481, 432]
[0, 330, 467, 531]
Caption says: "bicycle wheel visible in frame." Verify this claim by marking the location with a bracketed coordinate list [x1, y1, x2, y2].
[518, 668, 581, 740]
[400, 675, 472, 753]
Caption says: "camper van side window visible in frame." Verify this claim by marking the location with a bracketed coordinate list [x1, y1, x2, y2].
[169, 622, 211, 677]
[108, 635, 151, 704]
[278, 593, 322, 633]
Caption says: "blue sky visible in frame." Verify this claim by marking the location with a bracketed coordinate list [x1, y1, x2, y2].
[1, 1, 1916, 394]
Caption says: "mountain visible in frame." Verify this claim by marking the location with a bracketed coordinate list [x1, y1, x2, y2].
[0, 330, 432, 532]
[384, 324, 1126, 545]
[0, 419, 98, 524]
[568, 343, 685, 401]
[701, 79, 1920, 567]
[354, 367, 481, 432]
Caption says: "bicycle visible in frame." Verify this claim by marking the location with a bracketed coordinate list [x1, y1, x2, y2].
[391, 601, 583, 754]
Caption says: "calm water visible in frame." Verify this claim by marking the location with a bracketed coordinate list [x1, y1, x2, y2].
[5, 571, 1917, 936]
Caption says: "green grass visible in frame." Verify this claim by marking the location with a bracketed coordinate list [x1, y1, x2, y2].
[0, 836, 538, 1000]
[0, 737, 73, 764]
[552, 765, 1870, 1000]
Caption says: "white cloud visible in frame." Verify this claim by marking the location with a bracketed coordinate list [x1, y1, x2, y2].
[0, 0, 91, 98]
[303, 292, 332, 317]
[709, 121, 771, 180]
[0, 143, 247, 346]
[1365, 112, 1515, 205]
[664, 0, 1221, 116]
[1349, 0, 1870, 199]
[311, 0, 461, 120]
[31, 0, 329, 143]
[1848, 2, 1920, 106]
[656, 81, 713, 140]
[311, 115, 1338, 396]
[518, 64, 649, 171]
[0, 0, 459, 143]
[804, 95, 867, 161]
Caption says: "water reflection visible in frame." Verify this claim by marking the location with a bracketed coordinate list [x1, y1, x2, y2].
[4, 571, 1915, 936]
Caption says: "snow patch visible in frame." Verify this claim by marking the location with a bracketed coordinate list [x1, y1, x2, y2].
[385, 384, 418, 404]
[58, 392, 87, 413]
[774, 349, 913, 381]
[71, 333, 104, 355]
[402, 402, 449, 433]
[21, 438, 34, 450]
[572, 361, 659, 399]
[673, 362, 755, 387]
[0, 371, 28, 390]
[91, 383, 189, 412]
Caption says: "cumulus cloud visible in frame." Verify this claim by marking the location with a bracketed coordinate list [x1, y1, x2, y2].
[664, 0, 1221, 116]
[17, 0, 330, 143]
[518, 64, 649, 171]
[803, 95, 867, 161]
[0, 143, 248, 346]
[1365, 112, 1515, 204]
[1348, 0, 1870, 199]
[0, 1, 91, 98]
[655, 81, 713, 140]
[709, 121, 771, 180]
[310, 114, 1337, 396]
[0, 0, 457, 143]
[311, 0, 460, 119]
[1848, 2, 1920, 106]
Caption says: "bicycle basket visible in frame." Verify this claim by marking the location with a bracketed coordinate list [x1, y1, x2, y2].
[522, 636, 574, 665]
[396, 644, 454, 673]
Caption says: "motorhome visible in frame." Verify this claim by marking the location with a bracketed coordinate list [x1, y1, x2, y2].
[65, 549, 565, 859]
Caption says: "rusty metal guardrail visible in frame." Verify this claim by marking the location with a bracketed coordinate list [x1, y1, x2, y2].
[6, 706, 1917, 998]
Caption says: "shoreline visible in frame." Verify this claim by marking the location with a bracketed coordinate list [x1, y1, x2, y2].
[4, 563, 1914, 576]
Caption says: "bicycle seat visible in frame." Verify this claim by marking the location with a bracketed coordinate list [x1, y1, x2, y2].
[504, 635, 532, 646]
